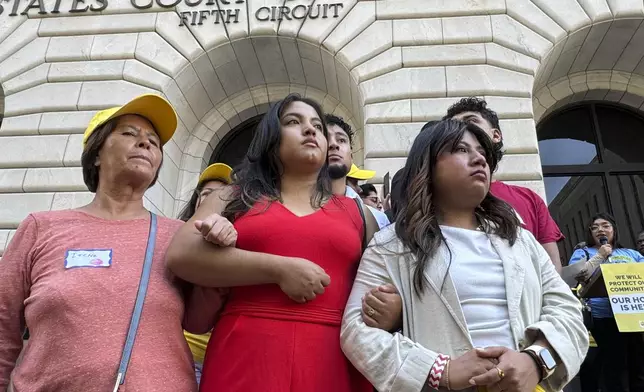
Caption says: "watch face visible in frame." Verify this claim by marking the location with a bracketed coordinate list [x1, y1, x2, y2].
[540, 349, 557, 369]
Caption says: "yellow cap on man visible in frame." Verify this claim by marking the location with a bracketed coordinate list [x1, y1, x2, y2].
[347, 164, 376, 180]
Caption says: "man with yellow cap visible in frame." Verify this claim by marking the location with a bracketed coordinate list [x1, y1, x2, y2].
[345, 164, 391, 229]
[346, 163, 375, 194]
[178, 162, 233, 386]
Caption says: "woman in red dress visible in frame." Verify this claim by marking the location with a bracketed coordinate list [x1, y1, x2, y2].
[167, 94, 382, 392]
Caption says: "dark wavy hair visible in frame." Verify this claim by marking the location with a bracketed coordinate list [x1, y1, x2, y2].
[178, 188, 202, 222]
[324, 114, 355, 147]
[222, 94, 332, 222]
[585, 212, 622, 248]
[359, 183, 377, 197]
[443, 97, 504, 165]
[389, 168, 404, 218]
[395, 119, 520, 296]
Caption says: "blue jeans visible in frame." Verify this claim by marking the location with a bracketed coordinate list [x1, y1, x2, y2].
[194, 361, 203, 386]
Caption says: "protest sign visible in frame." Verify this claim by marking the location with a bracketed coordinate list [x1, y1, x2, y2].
[602, 263, 644, 332]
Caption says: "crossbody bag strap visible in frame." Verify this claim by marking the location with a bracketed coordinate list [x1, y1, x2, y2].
[113, 212, 158, 392]
[353, 197, 367, 252]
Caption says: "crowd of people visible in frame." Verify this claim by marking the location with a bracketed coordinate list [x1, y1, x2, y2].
[6, 90, 638, 392]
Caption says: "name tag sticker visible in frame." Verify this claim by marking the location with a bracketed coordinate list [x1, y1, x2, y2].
[65, 249, 112, 269]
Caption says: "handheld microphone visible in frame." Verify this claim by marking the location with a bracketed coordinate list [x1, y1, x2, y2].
[599, 236, 612, 263]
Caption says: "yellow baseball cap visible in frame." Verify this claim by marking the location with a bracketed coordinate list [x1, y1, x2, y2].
[347, 164, 376, 180]
[198, 163, 233, 185]
[82, 94, 177, 147]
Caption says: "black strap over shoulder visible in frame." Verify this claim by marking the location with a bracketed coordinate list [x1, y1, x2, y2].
[353, 197, 367, 252]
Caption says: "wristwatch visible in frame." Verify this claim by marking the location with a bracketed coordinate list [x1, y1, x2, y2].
[521, 345, 557, 380]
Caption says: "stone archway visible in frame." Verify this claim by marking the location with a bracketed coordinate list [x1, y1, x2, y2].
[527, 11, 644, 196]
[531, 9, 644, 117]
[534, 71, 644, 122]
[210, 114, 262, 168]
[6, 0, 644, 229]
[0, 3, 372, 220]
[537, 101, 644, 260]
[163, 4, 370, 214]
[527, 6, 644, 268]
[173, 81, 359, 213]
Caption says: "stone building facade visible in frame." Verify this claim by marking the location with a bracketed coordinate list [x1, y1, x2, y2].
[2, 0, 644, 259]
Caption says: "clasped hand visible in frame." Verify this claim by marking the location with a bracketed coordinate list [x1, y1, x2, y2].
[195, 213, 329, 303]
[195, 213, 403, 324]
[446, 347, 540, 392]
[195, 213, 238, 247]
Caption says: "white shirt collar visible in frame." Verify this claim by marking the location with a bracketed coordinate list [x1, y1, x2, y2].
[345, 185, 361, 200]
[344, 185, 391, 229]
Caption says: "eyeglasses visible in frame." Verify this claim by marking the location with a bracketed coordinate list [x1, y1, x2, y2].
[590, 223, 612, 232]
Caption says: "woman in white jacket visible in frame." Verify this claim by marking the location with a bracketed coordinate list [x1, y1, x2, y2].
[341, 120, 588, 392]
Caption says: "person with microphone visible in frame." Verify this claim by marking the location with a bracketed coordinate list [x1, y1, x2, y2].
[569, 213, 644, 392]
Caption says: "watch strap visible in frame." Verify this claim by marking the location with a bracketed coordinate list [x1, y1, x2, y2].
[522, 345, 556, 380]
[521, 348, 545, 382]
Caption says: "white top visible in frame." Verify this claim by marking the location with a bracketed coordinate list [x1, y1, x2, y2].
[345, 185, 361, 199]
[440, 225, 515, 349]
[340, 224, 589, 392]
[344, 186, 391, 229]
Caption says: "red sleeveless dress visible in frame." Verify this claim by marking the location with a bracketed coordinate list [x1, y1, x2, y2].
[199, 196, 372, 392]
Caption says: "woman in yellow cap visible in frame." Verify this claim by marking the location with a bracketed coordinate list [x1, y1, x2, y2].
[0, 95, 197, 391]
[178, 162, 234, 386]
[178, 163, 234, 222]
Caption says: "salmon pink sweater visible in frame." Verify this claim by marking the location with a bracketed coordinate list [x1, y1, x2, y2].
[0, 210, 196, 392]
